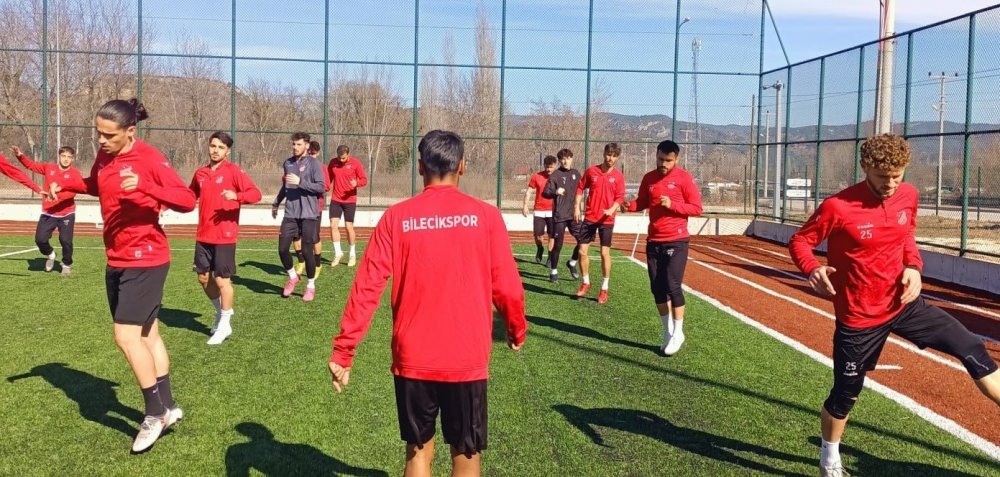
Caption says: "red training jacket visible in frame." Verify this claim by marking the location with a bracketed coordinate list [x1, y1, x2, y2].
[527, 171, 553, 212]
[63, 139, 196, 268]
[328, 156, 368, 204]
[577, 164, 626, 225]
[17, 153, 81, 216]
[318, 160, 331, 214]
[789, 181, 923, 329]
[190, 160, 262, 244]
[0, 154, 42, 194]
[331, 184, 527, 382]
[626, 166, 703, 242]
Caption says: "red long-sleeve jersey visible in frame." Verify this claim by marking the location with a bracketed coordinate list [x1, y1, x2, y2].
[63, 139, 196, 268]
[190, 160, 262, 244]
[331, 184, 527, 382]
[0, 154, 41, 194]
[789, 181, 923, 329]
[527, 171, 553, 211]
[328, 156, 368, 204]
[318, 161, 331, 214]
[16, 153, 81, 216]
[577, 164, 625, 224]
[626, 167, 703, 242]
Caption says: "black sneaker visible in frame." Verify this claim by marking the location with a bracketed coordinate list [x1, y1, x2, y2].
[549, 273, 559, 283]
[566, 260, 579, 279]
[534, 250, 543, 264]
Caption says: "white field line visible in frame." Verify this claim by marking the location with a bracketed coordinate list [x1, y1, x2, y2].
[627, 255, 1000, 461]
[875, 365, 903, 370]
[693, 244, 999, 347]
[0, 248, 37, 258]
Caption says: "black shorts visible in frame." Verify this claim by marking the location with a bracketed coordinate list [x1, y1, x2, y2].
[280, 217, 320, 245]
[105, 263, 169, 326]
[532, 216, 554, 238]
[578, 220, 614, 247]
[193, 242, 237, 278]
[646, 240, 689, 305]
[394, 376, 488, 454]
[329, 201, 357, 223]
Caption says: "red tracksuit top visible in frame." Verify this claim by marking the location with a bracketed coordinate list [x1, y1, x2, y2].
[328, 156, 368, 204]
[626, 167, 703, 242]
[578, 164, 626, 225]
[190, 160, 262, 244]
[331, 184, 527, 382]
[0, 154, 41, 194]
[789, 181, 924, 329]
[64, 139, 196, 268]
[527, 171, 553, 212]
[16, 153, 81, 216]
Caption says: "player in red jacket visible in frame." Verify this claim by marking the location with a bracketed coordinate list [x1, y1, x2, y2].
[190, 132, 261, 345]
[54, 99, 197, 453]
[623, 140, 702, 356]
[573, 143, 626, 304]
[327, 144, 368, 267]
[522, 155, 557, 265]
[328, 130, 526, 477]
[789, 134, 999, 477]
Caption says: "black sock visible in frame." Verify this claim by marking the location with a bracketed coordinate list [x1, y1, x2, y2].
[141, 385, 165, 417]
[571, 245, 581, 261]
[536, 244, 543, 255]
[295, 250, 303, 262]
[156, 374, 175, 410]
[315, 253, 323, 265]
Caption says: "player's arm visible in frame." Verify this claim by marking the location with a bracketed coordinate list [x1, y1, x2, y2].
[0, 154, 43, 194]
[626, 175, 651, 213]
[11, 147, 46, 175]
[296, 157, 326, 195]
[488, 210, 527, 349]
[354, 159, 368, 188]
[56, 159, 98, 196]
[603, 173, 626, 216]
[671, 174, 704, 216]
[188, 172, 201, 198]
[541, 174, 560, 199]
[138, 159, 197, 212]
[900, 195, 923, 304]
[789, 200, 838, 296]
[235, 168, 262, 204]
[522, 178, 534, 217]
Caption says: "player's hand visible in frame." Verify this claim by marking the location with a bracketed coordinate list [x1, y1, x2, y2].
[10, 145, 22, 156]
[508, 337, 523, 351]
[49, 182, 62, 200]
[602, 206, 617, 217]
[349, 178, 357, 188]
[285, 173, 300, 186]
[120, 170, 139, 191]
[556, 187, 566, 196]
[328, 361, 351, 393]
[221, 189, 238, 201]
[900, 267, 922, 305]
[522, 206, 529, 218]
[808, 266, 837, 297]
[40, 190, 54, 202]
[271, 205, 278, 219]
[573, 210, 581, 223]
[660, 195, 671, 209]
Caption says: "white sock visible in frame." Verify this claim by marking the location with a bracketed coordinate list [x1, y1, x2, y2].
[820, 439, 841, 467]
[334, 242, 343, 255]
[673, 319, 684, 334]
[211, 297, 222, 313]
[287, 269, 298, 279]
[551, 269, 558, 275]
[568, 259, 577, 267]
[307, 278, 316, 288]
[349, 244, 356, 256]
[583, 275, 590, 285]
[48, 252, 56, 260]
[660, 314, 672, 335]
[601, 278, 610, 290]
[219, 309, 234, 330]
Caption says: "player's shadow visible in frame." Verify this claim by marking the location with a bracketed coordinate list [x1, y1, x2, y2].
[527, 315, 660, 355]
[159, 307, 211, 336]
[232, 275, 283, 295]
[225, 422, 388, 477]
[805, 436, 983, 477]
[240, 260, 285, 276]
[7, 362, 141, 437]
[24, 257, 47, 271]
[521, 281, 570, 298]
[555, 405, 813, 476]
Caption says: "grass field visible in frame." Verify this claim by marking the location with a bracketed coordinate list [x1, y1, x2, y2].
[0, 236, 997, 476]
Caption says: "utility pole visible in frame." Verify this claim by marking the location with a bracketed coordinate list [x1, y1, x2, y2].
[930, 71, 960, 215]
[764, 80, 783, 219]
[762, 109, 771, 199]
[876, 0, 896, 134]
[679, 129, 694, 169]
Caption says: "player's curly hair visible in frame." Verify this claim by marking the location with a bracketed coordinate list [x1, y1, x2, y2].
[860, 134, 910, 170]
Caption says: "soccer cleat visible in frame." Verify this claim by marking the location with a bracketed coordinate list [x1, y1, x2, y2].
[348, 255, 357, 267]
[660, 330, 672, 355]
[281, 277, 300, 298]
[597, 289, 609, 304]
[576, 283, 591, 297]
[663, 331, 686, 356]
[45, 253, 56, 272]
[294, 262, 305, 275]
[131, 415, 166, 453]
[331, 253, 345, 266]
[314, 264, 322, 279]
[549, 273, 559, 283]
[207, 326, 231, 345]
[164, 406, 184, 429]
[566, 261, 579, 280]
[820, 464, 849, 477]
[303, 287, 316, 302]
[60, 265, 71, 276]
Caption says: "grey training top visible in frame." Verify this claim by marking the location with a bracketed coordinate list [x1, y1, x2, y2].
[275, 155, 326, 219]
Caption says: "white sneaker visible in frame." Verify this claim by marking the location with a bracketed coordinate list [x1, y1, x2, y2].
[331, 253, 345, 266]
[60, 265, 71, 276]
[164, 406, 184, 429]
[660, 330, 672, 355]
[820, 464, 849, 477]
[132, 415, 166, 453]
[207, 326, 232, 345]
[348, 255, 357, 267]
[663, 331, 685, 356]
[44, 253, 55, 272]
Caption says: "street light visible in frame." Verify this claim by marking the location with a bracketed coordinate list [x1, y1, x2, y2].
[763, 80, 783, 219]
[929, 71, 959, 216]
[670, 16, 691, 140]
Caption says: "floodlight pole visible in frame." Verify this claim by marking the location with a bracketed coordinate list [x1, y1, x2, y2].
[876, 0, 896, 134]
[930, 71, 960, 215]
[764, 80, 783, 219]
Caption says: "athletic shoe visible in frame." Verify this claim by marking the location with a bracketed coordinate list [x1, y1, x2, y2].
[207, 326, 231, 345]
[597, 289, 609, 304]
[566, 261, 579, 280]
[549, 272, 559, 283]
[164, 406, 184, 429]
[60, 265, 71, 276]
[281, 277, 300, 298]
[664, 331, 685, 356]
[820, 464, 849, 477]
[44, 253, 55, 272]
[534, 250, 543, 263]
[332, 253, 345, 266]
[348, 255, 357, 267]
[303, 287, 316, 302]
[314, 264, 322, 279]
[294, 262, 305, 275]
[576, 283, 591, 297]
[660, 330, 672, 355]
[131, 415, 166, 453]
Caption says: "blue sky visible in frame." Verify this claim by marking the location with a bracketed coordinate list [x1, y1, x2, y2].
[135, 0, 1000, 126]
